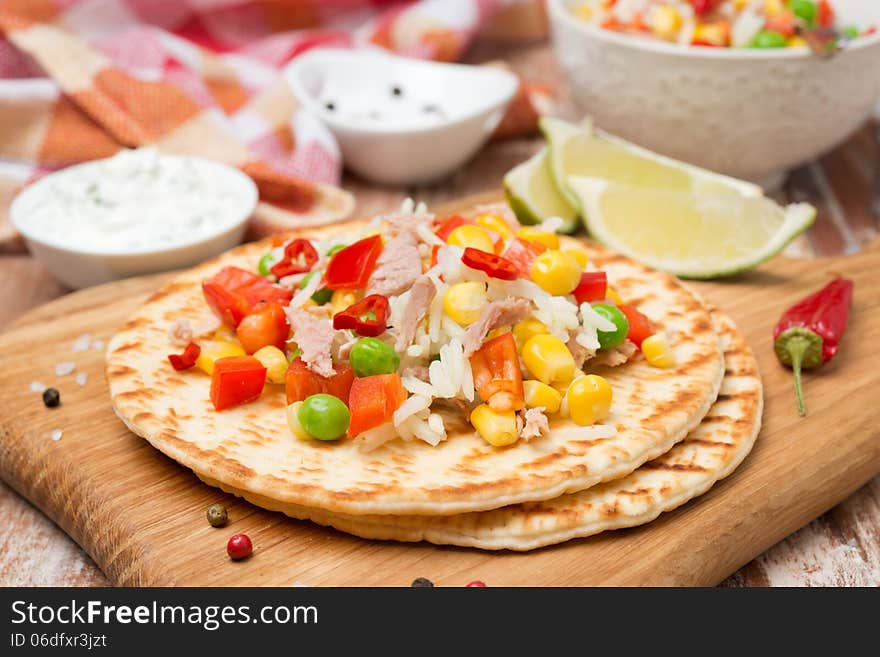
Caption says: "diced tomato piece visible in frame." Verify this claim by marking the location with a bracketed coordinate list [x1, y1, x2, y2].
[235, 301, 289, 353]
[210, 355, 266, 411]
[502, 238, 547, 278]
[572, 271, 607, 305]
[324, 235, 383, 290]
[469, 332, 524, 411]
[203, 266, 292, 327]
[619, 304, 654, 348]
[168, 342, 201, 371]
[347, 373, 407, 436]
[434, 215, 473, 242]
[285, 358, 355, 404]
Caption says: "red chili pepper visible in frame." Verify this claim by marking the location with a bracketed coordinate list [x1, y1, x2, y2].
[434, 215, 473, 242]
[324, 235, 383, 290]
[270, 239, 319, 278]
[502, 238, 547, 278]
[773, 278, 853, 416]
[333, 294, 390, 337]
[168, 342, 201, 370]
[619, 304, 653, 348]
[572, 271, 607, 305]
[461, 247, 519, 281]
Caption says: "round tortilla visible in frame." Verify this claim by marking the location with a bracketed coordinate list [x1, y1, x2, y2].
[107, 221, 724, 516]
[241, 310, 760, 549]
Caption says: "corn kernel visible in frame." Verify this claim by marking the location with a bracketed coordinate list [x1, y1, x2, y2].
[448, 225, 495, 253]
[470, 403, 519, 447]
[521, 334, 577, 386]
[566, 374, 612, 426]
[475, 213, 514, 241]
[530, 249, 582, 296]
[651, 6, 681, 41]
[572, 2, 593, 21]
[641, 332, 677, 368]
[512, 318, 548, 349]
[196, 339, 245, 375]
[562, 248, 589, 269]
[330, 289, 359, 315]
[444, 281, 487, 326]
[605, 286, 624, 305]
[517, 226, 560, 250]
[764, 0, 784, 17]
[523, 380, 563, 414]
[692, 21, 730, 47]
[787, 35, 807, 47]
[253, 345, 288, 384]
[286, 402, 311, 440]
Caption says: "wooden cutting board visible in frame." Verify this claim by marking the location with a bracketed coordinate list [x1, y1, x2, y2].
[1, 204, 878, 586]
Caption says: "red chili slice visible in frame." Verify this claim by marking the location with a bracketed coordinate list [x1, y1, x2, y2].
[461, 247, 519, 281]
[168, 342, 201, 370]
[332, 294, 390, 337]
[270, 239, 319, 278]
[324, 235, 383, 290]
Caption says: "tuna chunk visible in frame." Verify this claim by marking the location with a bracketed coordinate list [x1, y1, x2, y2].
[366, 231, 423, 298]
[566, 332, 595, 370]
[287, 305, 335, 377]
[519, 407, 550, 442]
[394, 276, 435, 352]
[593, 340, 637, 367]
[462, 297, 532, 356]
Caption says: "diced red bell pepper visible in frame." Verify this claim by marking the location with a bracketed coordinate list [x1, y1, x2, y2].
[235, 301, 289, 354]
[332, 294, 390, 337]
[323, 235, 383, 290]
[285, 357, 355, 404]
[619, 304, 654, 348]
[430, 244, 441, 269]
[210, 355, 267, 411]
[203, 266, 292, 327]
[469, 332, 524, 412]
[168, 342, 201, 371]
[818, 0, 834, 28]
[502, 238, 547, 278]
[270, 239, 319, 279]
[461, 248, 519, 281]
[572, 271, 608, 305]
[434, 215, 473, 242]
[347, 373, 407, 436]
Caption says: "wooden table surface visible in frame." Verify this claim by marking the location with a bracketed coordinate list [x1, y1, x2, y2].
[1, 44, 879, 587]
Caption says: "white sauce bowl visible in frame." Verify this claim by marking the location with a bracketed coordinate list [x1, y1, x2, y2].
[11, 152, 257, 289]
[548, 0, 880, 188]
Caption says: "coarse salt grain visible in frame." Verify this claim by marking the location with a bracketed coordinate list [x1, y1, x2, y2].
[50, 429, 63, 442]
[55, 362, 76, 376]
[72, 334, 91, 352]
[30, 381, 46, 393]
[75, 372, 88, 386]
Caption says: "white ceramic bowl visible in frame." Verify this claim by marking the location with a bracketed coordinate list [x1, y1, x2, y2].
[285, 48, 519, 186]
[549, 0, 880, 187]
[11, 155, 257, 289]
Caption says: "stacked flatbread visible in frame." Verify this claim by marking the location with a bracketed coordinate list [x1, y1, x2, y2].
[107, 220, 762, 551]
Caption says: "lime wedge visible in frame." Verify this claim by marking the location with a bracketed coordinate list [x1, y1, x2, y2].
[540, 116, 762, 212]
[503, 148, 579, 233]
[568, 176, 815, 279]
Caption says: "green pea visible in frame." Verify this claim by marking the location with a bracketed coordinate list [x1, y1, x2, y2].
[592, 303, 629, 351]
[300, 271, 332, 305]
[326, 244, 345, 257]
[349, 337, 400, 377]
[841, 26, 860, 40]
[297, 394, 350, 440]
[258, 252, 279, 277]
[751, 30, 788, 48]
[789, 0, 817, 27]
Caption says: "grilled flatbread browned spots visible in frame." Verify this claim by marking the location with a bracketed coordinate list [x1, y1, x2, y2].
[107, 220, 724, 516]
[226, 311, 759, 550]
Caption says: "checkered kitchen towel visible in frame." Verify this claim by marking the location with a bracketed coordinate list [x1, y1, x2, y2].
[0, 0, 548, 246]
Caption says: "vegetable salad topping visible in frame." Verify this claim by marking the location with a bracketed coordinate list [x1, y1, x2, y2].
[170, 200, 677, 450]
[570, 1, 876, 49]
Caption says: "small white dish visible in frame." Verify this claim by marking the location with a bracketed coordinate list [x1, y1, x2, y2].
[285, 48, 518, 186]
[11, 150, 257, 289]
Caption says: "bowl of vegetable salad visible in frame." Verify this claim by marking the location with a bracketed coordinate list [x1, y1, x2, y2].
[548, 0, 880, 187]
